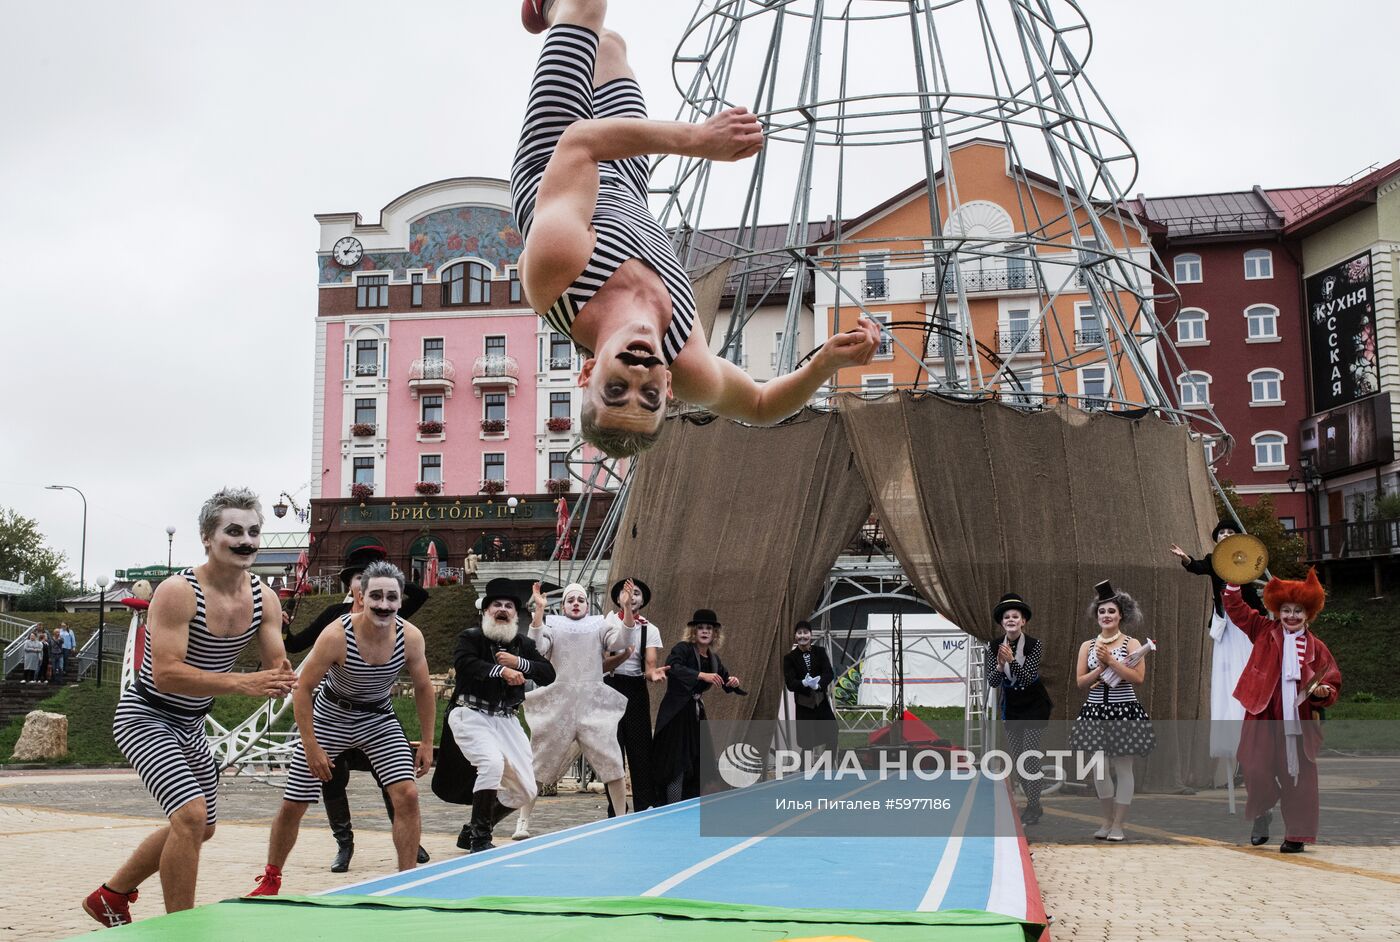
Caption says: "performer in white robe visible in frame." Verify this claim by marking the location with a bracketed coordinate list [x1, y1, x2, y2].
[1170, 519, 1264, 760]
[513, 581, 628, 839]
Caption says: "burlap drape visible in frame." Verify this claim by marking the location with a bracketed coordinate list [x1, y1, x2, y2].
[607, 411, 871, 726]
[840, 393, 1218, 787]
[608, 393, 1220, 787]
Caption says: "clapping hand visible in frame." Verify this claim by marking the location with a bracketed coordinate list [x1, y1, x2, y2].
[802, 674, 820, 690]
[996, 643, 1014, 664]
[530, 581, 546, 613]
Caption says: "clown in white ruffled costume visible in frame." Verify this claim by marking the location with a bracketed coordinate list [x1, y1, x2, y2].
[512, 581, 629, 839]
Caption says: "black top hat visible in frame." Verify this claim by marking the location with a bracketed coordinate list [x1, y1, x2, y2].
[687, 608, 722, 628]
[480, 577, 523, 612]
[1094, 580, 1120, 605]
[338, 564, 365, 591]
[992, 593, 1032, 622]
[1211, 518, 1240, 541]
[794, 620, 813, 633]
[610, 578, 652, 610]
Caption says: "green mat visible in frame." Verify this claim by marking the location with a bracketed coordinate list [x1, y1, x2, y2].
[96, 895, 1044, 941]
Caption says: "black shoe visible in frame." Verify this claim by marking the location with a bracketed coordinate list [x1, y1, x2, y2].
[456, 825, 474, 851]
[465, 789, 498, 854]
[416, 845, 430, 864]
[1250, 811, 1271, 846]
[1020, 806, 1043, 826]
[1280, 840, 1306, 854]
[330, 841, 353, 873]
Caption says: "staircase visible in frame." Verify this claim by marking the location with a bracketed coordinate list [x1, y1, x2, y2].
[0, 681, 60, 727]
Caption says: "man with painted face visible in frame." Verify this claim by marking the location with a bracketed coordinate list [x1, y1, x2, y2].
[781, 621, 837, 763]
[447, 578, 557, 853]
[602, 577, 665, 815]
[512, 581, 629, 839]
[1170, 519, 1265, 765]
[248, 561, 437, 895]
[84, 488, 296, 927]
[1223, 568, 1341, 853]
[284, 563, 429, 872]
[511, 0, 881, 458]
[983, 595, 1053, 825]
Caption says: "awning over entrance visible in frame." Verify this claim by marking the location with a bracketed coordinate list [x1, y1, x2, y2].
[344, 535, 387, 560]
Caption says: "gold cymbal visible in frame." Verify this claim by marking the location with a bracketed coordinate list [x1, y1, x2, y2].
[1211, 533, 1269, 584]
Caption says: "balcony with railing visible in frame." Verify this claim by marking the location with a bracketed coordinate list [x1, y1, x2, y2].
[921, 267, 1038, 296]
[408, 357, 456, 399]
[994, 327, 1044, 355]
[473, 355, 520, 395]
[1289, 518, 1400, 562]
[861, 278, 889, 300]
[925, 332, 971, 360]
[1074, 328, 1104, 348]
[353, 362, 381, 378]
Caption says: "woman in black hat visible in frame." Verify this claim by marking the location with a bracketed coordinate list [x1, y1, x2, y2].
[602, 578, 664, 814]
[984, 594, 1054, 825]
[1069, 581, 1155, 842]
[650, 608, 741, 805]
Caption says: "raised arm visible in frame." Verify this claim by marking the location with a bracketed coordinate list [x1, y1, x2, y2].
[1222, 585, 1274, 643]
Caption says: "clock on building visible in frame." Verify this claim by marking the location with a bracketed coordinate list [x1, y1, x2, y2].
[332, 236, 364, 268]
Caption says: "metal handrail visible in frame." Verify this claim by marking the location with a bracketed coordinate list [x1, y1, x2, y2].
[76, 628, 127, 682]
[3, 634, 30, 678]
[0, 613, 39, 644]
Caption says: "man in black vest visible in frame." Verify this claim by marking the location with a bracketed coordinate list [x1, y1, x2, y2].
[442, 578, 556, 853]
[782, 621, 837, 763]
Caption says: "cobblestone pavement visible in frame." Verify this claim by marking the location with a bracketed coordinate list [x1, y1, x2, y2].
[3, 767, 1399, 941]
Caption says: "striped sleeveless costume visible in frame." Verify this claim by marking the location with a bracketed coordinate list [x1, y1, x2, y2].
[1070, 638, 1157, 758]
[510, 24, 696, 363]
[112, 570, 263, 826]
[283, 614, 416, 803]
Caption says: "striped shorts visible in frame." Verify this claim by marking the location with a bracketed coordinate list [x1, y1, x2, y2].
[112, 695, 219, 827]
[283, 699, 416, 804]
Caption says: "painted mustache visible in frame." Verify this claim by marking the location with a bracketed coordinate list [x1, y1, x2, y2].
[370, 607, 397, 618]
[617, 351, 664, 369]
[231, 546, 257, 556]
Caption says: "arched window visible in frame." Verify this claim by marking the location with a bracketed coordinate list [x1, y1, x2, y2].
[1244, 249, 1273, 280]
[1177, 371, 1211, 408]
[1252, 431, 1287, 468]
[1245, 304, 1279, 340]
[1248, 368, 1283, 404]
[442, 261, 493, 305]
[1174, 253, 1202, 283]
[1176, 308, 1208, 344]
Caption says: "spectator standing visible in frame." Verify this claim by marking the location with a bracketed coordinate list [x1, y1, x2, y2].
[22, 630, 44, 682]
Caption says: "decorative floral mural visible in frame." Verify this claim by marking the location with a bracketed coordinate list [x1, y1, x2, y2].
[319, 206, 524, 285]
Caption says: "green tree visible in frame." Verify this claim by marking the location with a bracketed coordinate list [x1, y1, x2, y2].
[0, 507, 76, 605]
[1215, 483, 1306, 578]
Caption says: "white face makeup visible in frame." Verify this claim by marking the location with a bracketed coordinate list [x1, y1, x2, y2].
[694, 625, 716, 646]
[1215, 529, 1237, 543]
[794, 628, 813, 649]
[362, 577, 402, 625]
[483, 598, 519, 642]
[1001, 610, 1025, 634]
[1279, 602, 1308, 631]
[563, 592, 589, 618]
[1097, 603, 1121, 632]
[206, 508, 262, 569]
[628, 586, 645, 609]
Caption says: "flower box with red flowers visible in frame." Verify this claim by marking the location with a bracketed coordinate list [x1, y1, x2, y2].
[351, 423, 377, 437]
[350, 483, 374, 501]
[546, 416, 572, 433]
[417, 420, 444, 435]
[546, 478, 571, 495]
[479, 479, 505, 495]
[414, 481, 442, 496]
[481, 419, 507, 434]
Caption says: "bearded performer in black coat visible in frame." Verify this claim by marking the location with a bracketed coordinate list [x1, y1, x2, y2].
[433, 578, 556, 853]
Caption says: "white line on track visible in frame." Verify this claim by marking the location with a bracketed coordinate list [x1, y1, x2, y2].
[916, 775, 982, 911]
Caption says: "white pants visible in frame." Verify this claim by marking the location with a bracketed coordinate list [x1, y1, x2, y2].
[448, 708, 537, 809]
[1208, 609, 1253, 759]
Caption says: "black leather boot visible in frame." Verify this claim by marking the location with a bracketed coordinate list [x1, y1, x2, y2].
[466, 790, 498, 853]
[1280, 839, 1305, 853]
[456, 824, 474, 851]
[325, 786, 355, 872]
[1250, 811, 1271, 847]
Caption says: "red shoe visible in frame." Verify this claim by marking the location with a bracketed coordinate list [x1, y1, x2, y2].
[521, 0, 551, 34]
[82, 885, 139, 928]
[247, 864, 282, 897]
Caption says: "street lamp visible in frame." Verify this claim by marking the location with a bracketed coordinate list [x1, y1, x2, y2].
[506, 497, 519, 516]
[1287, 473, 1301, 493]
[45, 484, 87, 590]
[166, 525, 176, 577]
[95, 574, 109, 687]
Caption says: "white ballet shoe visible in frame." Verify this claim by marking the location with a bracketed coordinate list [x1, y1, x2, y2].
[1092, 825, 1110, 840]
[511, 818, 531, 841]
[1106, 827, 1125, 842]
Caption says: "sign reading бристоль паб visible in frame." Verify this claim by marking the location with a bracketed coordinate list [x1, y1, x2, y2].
[340, 500, 553, 524]
[1307, 251, 1379, 412]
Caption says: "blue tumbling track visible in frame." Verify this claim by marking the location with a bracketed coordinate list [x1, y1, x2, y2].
[330, 772, 1043, 920]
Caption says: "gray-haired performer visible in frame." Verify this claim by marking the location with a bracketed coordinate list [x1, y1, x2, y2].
[84, 488, 296, 927]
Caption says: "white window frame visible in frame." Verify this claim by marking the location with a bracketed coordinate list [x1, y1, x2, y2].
[870, 312, 893, 359]
[1078, 365, 1110, 409]
[1174, 253, 1202, 284]
[419, 453, 443, 485]
[1074, 301, 1103, 348]
[1001, 371, 1043, 407]
[771, 330, 785, 369]
[1245, 304, 1279, 342]
[1177, 370, 1212, 409]
[483, 452, 506, 483]
[1243, 249, 1274, 280]
[1247, 368, 1284, 406]
[1251, 431, 1287, 470]
[1176, 308, 1208, 345]
[1202, 436, 1219, 465]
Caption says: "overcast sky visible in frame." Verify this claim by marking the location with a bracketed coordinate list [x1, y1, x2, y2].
[3, 0, 1398, 587]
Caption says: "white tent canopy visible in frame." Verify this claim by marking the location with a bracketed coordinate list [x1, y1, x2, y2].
[857, 613, 973, 709]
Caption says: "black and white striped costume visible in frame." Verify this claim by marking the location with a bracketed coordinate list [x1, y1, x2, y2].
[284, 615, 415, 804]
[1069, 638, 1156, 757]
[510, 24, 696, 363]
[112, 570, 263, 827]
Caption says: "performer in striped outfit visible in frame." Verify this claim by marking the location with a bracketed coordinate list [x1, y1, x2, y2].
[84, 488, 295, 927]
[1222, 568, 1340, 852]
[983, 594, 1053, 825]
[512, 0, 880, 458]
[250, 561, 437, 894]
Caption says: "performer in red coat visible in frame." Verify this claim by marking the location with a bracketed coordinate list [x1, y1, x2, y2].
[1221, 567, 1341, 853]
